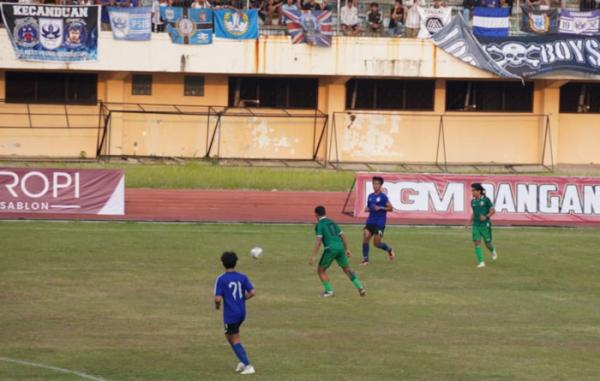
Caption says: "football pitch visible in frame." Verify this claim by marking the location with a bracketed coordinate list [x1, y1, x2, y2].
[1, 221, 599, 381]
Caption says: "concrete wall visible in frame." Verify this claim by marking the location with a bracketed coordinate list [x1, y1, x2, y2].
[1, 30, 600, 163]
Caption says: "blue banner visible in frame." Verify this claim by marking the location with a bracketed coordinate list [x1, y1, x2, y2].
[433, 14, 600, 79]
[0, 4, 99, 62]
[214, 9, 258, 39]
[109, 7, 151, 41]
[473, 7, 509, 37]
[160, 7, 212, 45]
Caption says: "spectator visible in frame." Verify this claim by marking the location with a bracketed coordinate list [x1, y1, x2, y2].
[480, 0, 497, 7]
[341, 0, 362, 36]
[388, 0, 405, 36]
[151, 0, 166, 32]
[404, 0, 420, 38]
[191, 0, 211, 7]
[281, 0, 297, 24]
[462, 0, 478, 23]
[262, 0, 282, 25]
[302, 0, 318, 10]
[320, 0, 332, 11]
[366, 2, 383, 35]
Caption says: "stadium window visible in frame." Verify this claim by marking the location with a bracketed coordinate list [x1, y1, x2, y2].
[560, 82, 600, 113]
[132, 74, 152, 96]
[5, 72, 97, 105]
[345, 79, 435, 110]
[446, 80, 533, 112]
[228, 77, 318, 109]
[184, 76, 205, 97]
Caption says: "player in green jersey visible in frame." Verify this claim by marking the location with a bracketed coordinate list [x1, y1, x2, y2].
[308, 206, 366, 297]
[468, 183, 498, 268]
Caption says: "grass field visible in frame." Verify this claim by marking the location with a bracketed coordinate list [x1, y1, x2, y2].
[0, 222, 600, 381]
[1, 221, 600, 381]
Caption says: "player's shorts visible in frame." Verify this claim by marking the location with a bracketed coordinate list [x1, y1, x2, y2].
[472, 223, 493, 243]
[364, 224, 385, 237]
[224, 321, 244, 335]
[319, 247, 349, 269]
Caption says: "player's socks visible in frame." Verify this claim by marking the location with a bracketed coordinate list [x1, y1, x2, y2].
[475, 246, 484, 263]
[322, 280, 333, 293]
[362, 243, 370, 261]
[232, 343, 250, 366]
[347, 271, 363, 289]
[377, 242, 391, 252]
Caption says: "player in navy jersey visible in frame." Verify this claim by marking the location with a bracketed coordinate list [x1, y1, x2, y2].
[214, 251, 256, 375]
[361, 176, 396, 265]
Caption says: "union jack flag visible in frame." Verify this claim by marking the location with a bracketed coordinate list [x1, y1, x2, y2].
[282, 9, 333, 47]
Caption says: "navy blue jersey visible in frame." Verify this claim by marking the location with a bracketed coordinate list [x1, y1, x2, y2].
[214, 272, 254, 324]
[366, 192, 389, 227]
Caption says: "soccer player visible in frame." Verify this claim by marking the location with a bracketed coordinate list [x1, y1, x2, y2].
[468, 183, 498, 268]
[361, 176, 396, 265]
[308, 205, 366, 297]
[214, 251, 256, 375]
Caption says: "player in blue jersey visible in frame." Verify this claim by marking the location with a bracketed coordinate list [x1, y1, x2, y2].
[214, 251, 256, 375]
[361, 176, 396, 265]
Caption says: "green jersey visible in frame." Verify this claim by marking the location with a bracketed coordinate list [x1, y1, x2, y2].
[315, 217, 344, 251]
[471, 196, 494, 226]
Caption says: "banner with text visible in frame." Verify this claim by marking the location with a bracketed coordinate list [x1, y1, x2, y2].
[109, 7, 151, 41]
[0, 3, 99, 61]
[0, 168, 124, 215]
[354, 173, 600, 226]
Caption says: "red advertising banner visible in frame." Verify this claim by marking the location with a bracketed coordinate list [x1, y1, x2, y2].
[0, 168, 125, 215]
[354, 172, 600, 227]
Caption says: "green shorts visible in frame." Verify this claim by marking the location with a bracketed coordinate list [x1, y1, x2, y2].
[472, 223, 493, 243]
[319, 247, 349, 269]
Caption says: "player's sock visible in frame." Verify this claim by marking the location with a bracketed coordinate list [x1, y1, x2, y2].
[232, 343, 250, 366]
[348, 271, 363, 290]
[377, 242, 391, 252]
[475, 246, 484, 263]
[322, 281, 333, 292]
[487, 244, 495, 252]
[362, 243, 370, 261]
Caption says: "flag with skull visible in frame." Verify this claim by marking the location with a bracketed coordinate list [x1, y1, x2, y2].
[433, 14, 600, 79]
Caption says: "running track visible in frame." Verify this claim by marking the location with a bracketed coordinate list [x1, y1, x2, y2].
[0, 189, 360, 224]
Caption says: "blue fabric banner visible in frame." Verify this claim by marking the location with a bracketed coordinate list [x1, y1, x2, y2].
[109, 7, 152, 41]
[160, 7, 212, 45]
[434, 14, 600, 78]
[0, 4, 99, 62]
[473, 7, 509, 37]
[214, 9, 258, 39]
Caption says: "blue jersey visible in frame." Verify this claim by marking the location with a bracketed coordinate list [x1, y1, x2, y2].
[366, 192, 389, 227]
[214, 272, 254, 324]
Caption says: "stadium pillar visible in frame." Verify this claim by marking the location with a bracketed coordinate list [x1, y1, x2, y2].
[537, 80, 560, 168]
[104, 72, 128, 156]
[0, 71, 5, 99]
[322, 78, 348, 165]
[434, 79, 445, 114]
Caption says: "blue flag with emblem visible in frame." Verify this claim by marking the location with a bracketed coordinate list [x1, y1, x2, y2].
[160, 7, 213, 45]
[214, 9, 258, 39]
[108, 7, 152, 41]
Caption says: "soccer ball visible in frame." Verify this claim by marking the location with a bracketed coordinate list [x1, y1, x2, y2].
[250, 247, 263, 259]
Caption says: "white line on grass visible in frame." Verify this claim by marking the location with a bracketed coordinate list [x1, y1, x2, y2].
[0, 357, 107, 381]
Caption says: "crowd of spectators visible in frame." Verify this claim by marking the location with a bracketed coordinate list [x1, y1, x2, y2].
[1, 0, 598, 35]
